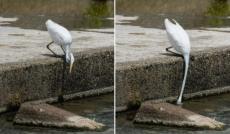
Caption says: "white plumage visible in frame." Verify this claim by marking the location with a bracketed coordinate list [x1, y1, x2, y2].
[46, 19, 74, 73]
[165, 19, 190, 55]
[46, 20, 72, 47]
[164, 18, 191, 105]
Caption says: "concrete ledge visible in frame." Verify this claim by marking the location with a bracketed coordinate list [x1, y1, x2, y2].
[0, 47, 114, 109]
[116, 47, 230, 107]
[134, 102, 224, 130]
[14, 103, 105, 130]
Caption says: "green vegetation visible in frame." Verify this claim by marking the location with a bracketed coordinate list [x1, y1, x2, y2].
[206, 0, 230, 26]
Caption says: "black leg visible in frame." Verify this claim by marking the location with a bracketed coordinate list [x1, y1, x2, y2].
[166, 46, 182, 57]
[61, 46, 66, 55]
[59, 57, 66, 103]
[166, 46, 172, 52]
[46, 41, 60, 57]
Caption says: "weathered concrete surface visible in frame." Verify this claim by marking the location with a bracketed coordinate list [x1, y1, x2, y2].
[0, 22, 114, 109]
[116, 16, 230, 107]
[0, 47, 114, 110]
[14, 102, 105, 130]
[27, 86, 114, 107]
[134, 102, 224, 130]
[0, 26, 113, 63]
[116, 25, 230, 63]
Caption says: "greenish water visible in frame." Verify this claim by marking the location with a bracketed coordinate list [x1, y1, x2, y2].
[116, 93, 230, 134]
[0, 94, 114, 134]
[117, 0, 230, 29]
[0, 0, 114, 30]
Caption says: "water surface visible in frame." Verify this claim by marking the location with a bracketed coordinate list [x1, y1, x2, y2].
[0, 0, 114, 30]
[117, 0, 230, 29]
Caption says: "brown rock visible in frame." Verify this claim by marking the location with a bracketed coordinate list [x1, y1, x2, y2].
[14, 102, 105, 131]
[134, 101, 224, 130]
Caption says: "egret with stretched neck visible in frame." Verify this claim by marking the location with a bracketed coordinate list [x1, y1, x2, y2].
[164, 18, 190, 105]
[46, 19, 74, 73]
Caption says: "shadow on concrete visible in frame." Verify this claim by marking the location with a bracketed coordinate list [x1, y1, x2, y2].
[160, 52, 183, 57]
[41, 54, 63, 58]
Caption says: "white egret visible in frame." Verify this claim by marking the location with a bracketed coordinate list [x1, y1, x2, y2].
[164, 18, 191, 105]
[46, 19, 74, 73]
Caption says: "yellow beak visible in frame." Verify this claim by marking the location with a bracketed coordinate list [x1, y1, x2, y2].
[69, 62, 73, 74]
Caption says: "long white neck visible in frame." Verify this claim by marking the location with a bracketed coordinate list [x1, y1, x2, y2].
[64, 45, 71, 63]
[177, 54, 189, 104]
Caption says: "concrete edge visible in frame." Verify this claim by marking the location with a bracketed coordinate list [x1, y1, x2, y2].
[116, 85, 230, 112]
[134, 115, 225, 130]
[0, 46, 114, 71]
[117, 46, 230, 70]
[13, 120, 105, 131]
[133, 102, 225, 130]
[13, 103, 106, 131]
[0, 86, 114, 114]
[0, 45, 114, 110]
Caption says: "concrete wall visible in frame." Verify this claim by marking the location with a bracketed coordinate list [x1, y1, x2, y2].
[0, 47, 114, 108]
[116, 47, 230, 107]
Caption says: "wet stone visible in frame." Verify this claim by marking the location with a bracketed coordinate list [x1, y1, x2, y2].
[134, 101, 225, 130]
[14, 102, 105, 131]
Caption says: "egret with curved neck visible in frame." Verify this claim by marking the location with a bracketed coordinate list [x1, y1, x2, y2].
[164, 18, 190, 105]
[45, 19, 74, 73]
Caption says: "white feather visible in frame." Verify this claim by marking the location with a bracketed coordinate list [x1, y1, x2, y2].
[164, 18, 190, 55]
[46, 19, 75, 73]
[164, 18, 191, 105]
[46, 19, 72, 48]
